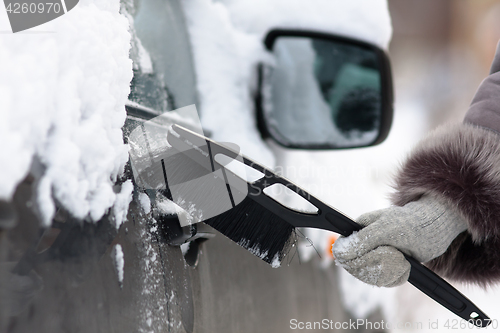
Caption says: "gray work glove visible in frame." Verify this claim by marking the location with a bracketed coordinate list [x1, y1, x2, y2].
[331, 195, 467, 287]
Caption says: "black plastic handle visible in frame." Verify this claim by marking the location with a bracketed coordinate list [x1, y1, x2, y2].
[405, 255, 490, 327]
[169, 125, 491, 327]
[248, 173, 491, 327]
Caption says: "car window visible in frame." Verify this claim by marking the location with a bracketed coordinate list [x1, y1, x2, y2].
[127, 0, 198, 113]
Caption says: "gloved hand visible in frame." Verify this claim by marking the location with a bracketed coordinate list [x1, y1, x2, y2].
[331, 195, 468, 287]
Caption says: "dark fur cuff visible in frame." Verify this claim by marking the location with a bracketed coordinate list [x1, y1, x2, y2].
[391, 123, 500, 286]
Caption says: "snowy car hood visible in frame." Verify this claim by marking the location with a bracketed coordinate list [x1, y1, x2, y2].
[219, 0, 392, 50]
[183, 0, 392, 169]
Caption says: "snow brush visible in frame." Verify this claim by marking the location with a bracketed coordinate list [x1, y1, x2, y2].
[160, 124, 490, 327]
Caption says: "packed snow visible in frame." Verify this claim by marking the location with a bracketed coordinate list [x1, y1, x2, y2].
[332, 231, 360, 257]
[0, 0, 133, 226]
[156, 196, 197, 227]
[111, 243, 125, 286]
[182, 0, 276, 168]
[138, 192, 151, 215]
[218, 0, 392, 49]
[112, 180, 133, 229]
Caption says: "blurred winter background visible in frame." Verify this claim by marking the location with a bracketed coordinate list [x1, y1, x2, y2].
[268, 0, 500, 331]
[383, 1, 500, 331]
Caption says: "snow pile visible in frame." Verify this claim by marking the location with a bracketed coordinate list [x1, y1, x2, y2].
[138, 192, 151, 215]
[182, 0, 276, 167]
[111, 243, 125, 286]
[112, 180, 133, 229]
[0, 0, 133, 226]
[156, 197, 195, 227]
[332, 231, 360, 256]
[220, 0, 392, 49]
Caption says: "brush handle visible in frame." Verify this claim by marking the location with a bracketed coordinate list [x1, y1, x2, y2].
[168, 124, 490, 327]
[247, 177, 490, 327]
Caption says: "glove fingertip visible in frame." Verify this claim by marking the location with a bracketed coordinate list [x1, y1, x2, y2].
[331, 233, 360, 260]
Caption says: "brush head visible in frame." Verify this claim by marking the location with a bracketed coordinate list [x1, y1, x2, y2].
[133, 124, 299, 267]
[162, 150, 297, 266]
[204, 196, 297, 267]
[135, 147, 298, 266]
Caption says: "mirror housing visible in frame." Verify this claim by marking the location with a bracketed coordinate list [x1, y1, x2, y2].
[256, 29, 394, 150]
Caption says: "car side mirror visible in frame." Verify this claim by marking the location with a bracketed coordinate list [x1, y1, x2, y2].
[256, 29, 394, 149]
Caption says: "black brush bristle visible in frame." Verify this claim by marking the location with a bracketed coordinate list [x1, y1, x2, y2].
[152, 145, 297, 267]
[204, 196, 297, 267]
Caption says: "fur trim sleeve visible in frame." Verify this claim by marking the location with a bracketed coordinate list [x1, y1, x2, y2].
[391, 122, 500, 286]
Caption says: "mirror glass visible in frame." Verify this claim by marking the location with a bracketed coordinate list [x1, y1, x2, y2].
[263, 36, 385, 148]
